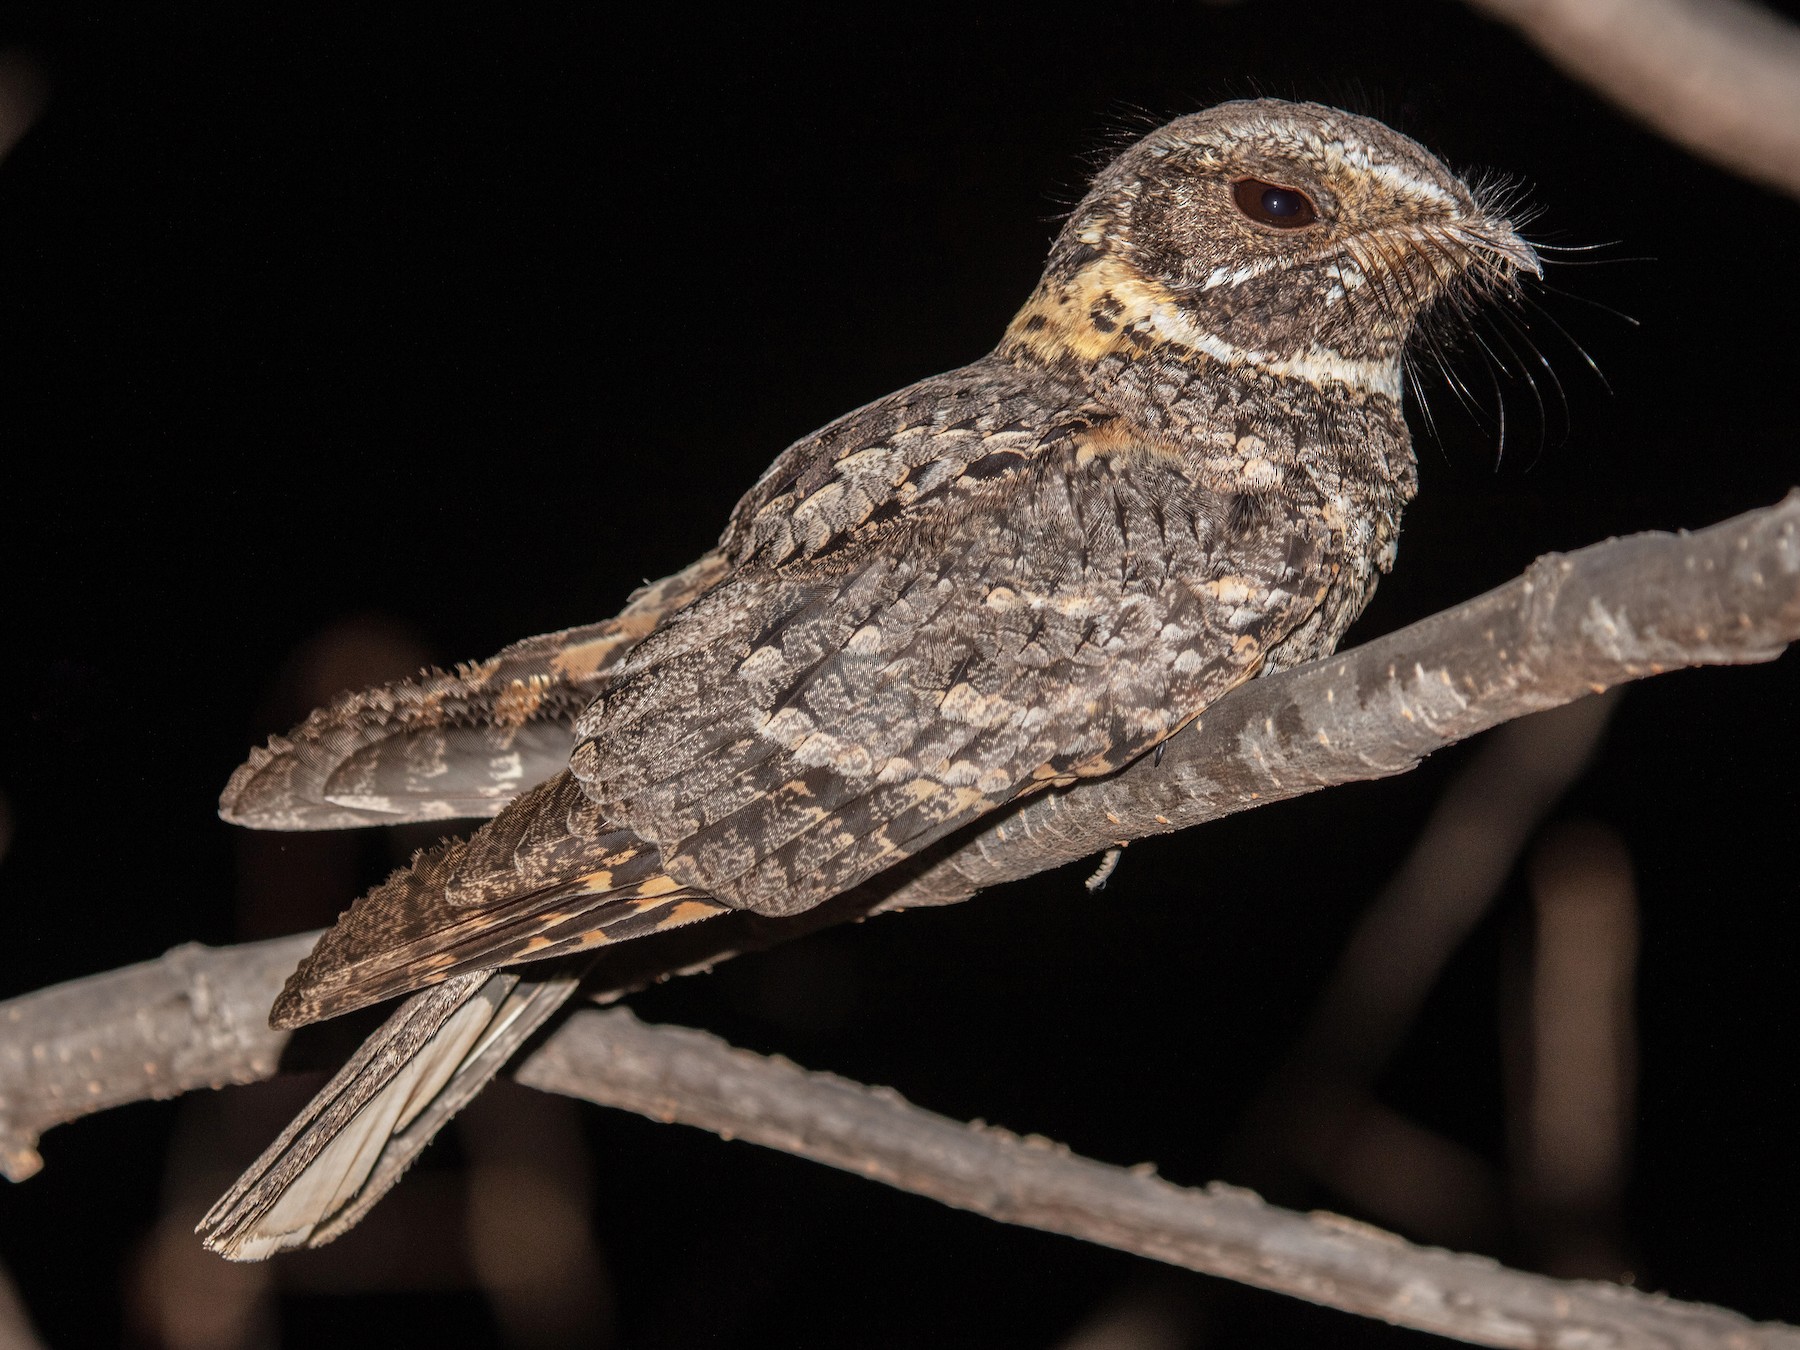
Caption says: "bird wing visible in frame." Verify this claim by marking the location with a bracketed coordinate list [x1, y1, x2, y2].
[209, 362, 1330, 1260]
[269, 771, 728, 1028]
[218, 551, 727, 829]
[576, 366, 1333, 917]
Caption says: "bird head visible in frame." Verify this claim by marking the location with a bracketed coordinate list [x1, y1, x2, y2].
[1004, 99, 1540, 403]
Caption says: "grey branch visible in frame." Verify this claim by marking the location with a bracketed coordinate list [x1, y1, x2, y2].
[520, 1005, 1800, 1350]
[3, 497, 1799, 1343]
[848, 490, 1800, 907]
[1465, 0, 1800, 200]
[0, 933, 311, 1183]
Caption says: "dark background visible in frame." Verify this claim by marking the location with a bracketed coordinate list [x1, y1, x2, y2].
[1, 3, 1796, 1346]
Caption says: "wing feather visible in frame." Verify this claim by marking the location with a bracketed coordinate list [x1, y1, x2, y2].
[270, 772, 726, 1028]
[577, 428, 1331, 918]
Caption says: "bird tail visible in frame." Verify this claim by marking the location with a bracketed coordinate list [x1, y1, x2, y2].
[204, 772, 731, 1258]
[218, 551, 726, 830]
[198, 968, 578, 1259]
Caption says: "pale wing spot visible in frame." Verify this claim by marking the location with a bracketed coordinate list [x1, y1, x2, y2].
[1237, 457, 1284, 490]
[760, 706, 815, 742]
[875, 755, 917, 785]
[1202, 576, 1256, 606]
[940, 682, 1016, 729]
[845, 623, 884, 655]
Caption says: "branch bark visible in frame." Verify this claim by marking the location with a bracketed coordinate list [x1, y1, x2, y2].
[1464, 0, 1800, 200]
[7, 497, 1799, 1160]
[3, 497, 1799, 1342]
[0, 933, 310, 1182]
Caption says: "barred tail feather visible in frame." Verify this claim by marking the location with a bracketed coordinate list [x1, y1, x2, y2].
[200, 971, 580, 1260]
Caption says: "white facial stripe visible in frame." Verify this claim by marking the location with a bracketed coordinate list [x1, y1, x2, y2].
[1010, 255, 1403, 400]
[1154, 318, 1403, 400]
[1362, 159, 1458, 207]
[1303, 129, 1459, 208]
[1124, 272, 1401, 399]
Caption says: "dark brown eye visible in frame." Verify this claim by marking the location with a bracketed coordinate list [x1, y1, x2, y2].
[1232, 177, 1318, 228]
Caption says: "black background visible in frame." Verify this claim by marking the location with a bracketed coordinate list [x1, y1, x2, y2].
[1, 4, 1797, 1346]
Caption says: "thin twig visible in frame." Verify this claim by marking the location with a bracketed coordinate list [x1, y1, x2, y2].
[6, 939, 1794, 1347]
[1465, 0, 1800, 199]
[517, 1005, 1800, 1350]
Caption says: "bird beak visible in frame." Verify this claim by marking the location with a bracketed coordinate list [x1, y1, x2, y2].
[1454, 216, 1543, 280]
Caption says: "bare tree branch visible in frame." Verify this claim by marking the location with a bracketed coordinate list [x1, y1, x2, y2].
[8, 940, 1797, 1347]
[1465, 0, 1800, 199]
[518, 1005, 1800, 1350]
[2, 497, 1798, 1340]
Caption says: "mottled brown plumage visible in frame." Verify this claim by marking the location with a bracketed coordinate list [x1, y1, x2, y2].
[202, 100, 1538, 1257]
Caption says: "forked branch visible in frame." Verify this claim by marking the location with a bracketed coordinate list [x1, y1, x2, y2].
[3, 496, 1799, 1346]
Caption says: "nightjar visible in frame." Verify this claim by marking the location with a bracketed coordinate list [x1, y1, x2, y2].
[201, 99, 1537, 1258]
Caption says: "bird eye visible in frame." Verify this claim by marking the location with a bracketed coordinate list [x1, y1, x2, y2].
[1231, 177, 1318, 229]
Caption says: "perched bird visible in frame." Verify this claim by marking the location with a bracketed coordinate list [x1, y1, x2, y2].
[200, 99, 1538, 1258]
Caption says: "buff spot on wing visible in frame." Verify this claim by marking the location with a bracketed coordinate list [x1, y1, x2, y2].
[947, 786, 990, 814]
[653, 900, 729, 930]
[1201, 576, 1257, 606]
[1071, 419, 1187, 466]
